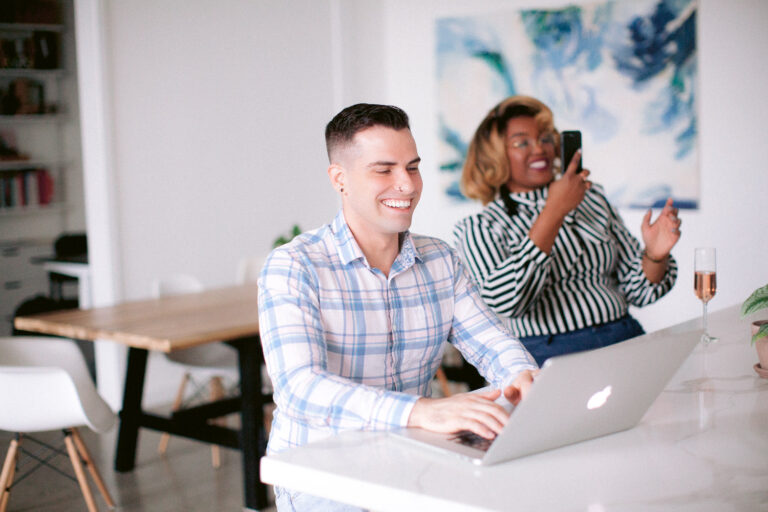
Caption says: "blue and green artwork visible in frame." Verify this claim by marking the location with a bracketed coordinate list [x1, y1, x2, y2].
[436, 0, 698, 209]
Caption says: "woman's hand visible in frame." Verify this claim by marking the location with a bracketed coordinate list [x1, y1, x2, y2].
[641, 197, 681, 260]
[502, 369, 538, 405]
[546, 150, 591, 218]
[531, 151, 590, 254]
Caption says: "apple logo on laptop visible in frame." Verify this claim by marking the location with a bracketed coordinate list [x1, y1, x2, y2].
[587, 385, 612, 410]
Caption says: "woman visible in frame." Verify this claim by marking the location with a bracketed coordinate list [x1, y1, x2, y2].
[453, 95, 681, 366]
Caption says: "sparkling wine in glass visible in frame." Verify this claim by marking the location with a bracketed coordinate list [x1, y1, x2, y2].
[694, 247, 718, 343]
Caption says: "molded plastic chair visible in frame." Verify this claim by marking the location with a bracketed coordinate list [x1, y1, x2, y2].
[0, 336, 116, 512]
[151, 274, 239, 468]
[235, 255, 266, 284]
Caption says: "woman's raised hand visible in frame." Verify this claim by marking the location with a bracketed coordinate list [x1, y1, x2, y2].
[641, 197, 681, 260]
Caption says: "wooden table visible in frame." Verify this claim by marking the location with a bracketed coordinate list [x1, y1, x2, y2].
[261, 305, 768, 511]
[14, 283, 270, 511]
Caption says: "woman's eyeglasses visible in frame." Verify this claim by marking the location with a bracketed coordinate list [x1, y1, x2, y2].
[508, 133, 556, 150]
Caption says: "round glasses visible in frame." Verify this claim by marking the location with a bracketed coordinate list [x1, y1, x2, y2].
[507, 133, 556, 150]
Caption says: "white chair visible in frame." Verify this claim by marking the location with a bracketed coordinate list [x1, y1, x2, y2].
[151, 274, 239, 468]
[0, 336, 116, 512]
[235, 255, 266, 284]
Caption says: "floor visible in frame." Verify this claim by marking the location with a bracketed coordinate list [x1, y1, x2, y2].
[0, 427, 276, 512]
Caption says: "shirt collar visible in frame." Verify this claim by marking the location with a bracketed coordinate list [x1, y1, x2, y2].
[505, 186, 548, 207]
[503, 186, 577, 223]
[330, 209, 422, 270]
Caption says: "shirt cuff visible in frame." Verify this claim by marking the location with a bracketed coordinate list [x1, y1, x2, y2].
[370, 391, 420, 429]
[519, 235, 550, 265]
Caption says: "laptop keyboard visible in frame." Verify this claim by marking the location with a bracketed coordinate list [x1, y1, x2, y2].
[448, 430, 494, 452]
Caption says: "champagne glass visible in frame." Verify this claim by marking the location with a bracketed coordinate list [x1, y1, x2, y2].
[694, 247, 718, 343]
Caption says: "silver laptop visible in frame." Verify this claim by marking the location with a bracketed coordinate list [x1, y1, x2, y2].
[391, 323, 700, 465]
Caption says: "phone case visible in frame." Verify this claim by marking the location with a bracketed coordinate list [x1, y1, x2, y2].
[561, 130, 582, 173]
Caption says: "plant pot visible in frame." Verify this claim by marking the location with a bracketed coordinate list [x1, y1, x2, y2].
[752, 320, 768, 378]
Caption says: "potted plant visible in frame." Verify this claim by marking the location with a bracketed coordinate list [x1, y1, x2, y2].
[740, 283, 768, 377]
[273, 224, 302, 248]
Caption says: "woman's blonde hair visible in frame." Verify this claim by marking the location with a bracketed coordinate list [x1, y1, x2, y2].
[461, 95, 558, 204]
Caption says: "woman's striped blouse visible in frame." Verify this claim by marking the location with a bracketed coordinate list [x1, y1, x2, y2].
[453, 184, 677, 337]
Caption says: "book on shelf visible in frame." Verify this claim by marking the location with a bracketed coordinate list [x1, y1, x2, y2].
[0, 167, 53, 209]
[37, 167, 53, 205]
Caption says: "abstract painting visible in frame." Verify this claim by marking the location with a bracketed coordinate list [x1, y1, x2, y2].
[436, 0, 698, 209]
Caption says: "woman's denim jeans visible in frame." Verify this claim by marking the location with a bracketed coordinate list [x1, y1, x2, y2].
[520, 315, 645, 367]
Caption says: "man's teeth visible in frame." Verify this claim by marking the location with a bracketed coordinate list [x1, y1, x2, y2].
[383, 199, 410, 208]
[529, 161, 547, 170]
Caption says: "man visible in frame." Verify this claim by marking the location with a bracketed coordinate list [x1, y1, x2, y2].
[258, 103, 537, 511]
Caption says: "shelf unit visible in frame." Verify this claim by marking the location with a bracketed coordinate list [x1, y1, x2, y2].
[0, 1, 83, 335]
[0, 20, 67, 219]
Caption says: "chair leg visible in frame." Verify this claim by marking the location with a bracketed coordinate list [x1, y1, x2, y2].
[64, 430, 99, 512]
[264, 402, 275, 435]
[0, 435, 21, 512]
[0, 452, 16, 512]
[435, 367, 452, 397]
[158, 372, 190, 454]
[209, 376, 225, 468]
[71, 428, 116, 509]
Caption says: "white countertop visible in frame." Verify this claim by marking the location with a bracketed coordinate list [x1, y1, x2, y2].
[260, 305, 768, 511]
[42, 260, 92, 309]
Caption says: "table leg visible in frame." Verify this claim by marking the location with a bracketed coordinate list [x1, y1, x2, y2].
[115, 347, 148, 472]
[231, 335, 268, 510]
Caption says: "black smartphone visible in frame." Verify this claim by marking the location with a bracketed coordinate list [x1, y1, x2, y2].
[560, 130, 582, 173]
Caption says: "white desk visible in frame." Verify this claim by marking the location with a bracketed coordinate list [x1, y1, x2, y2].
[260, 305, 768, 511]
[42, 260, 92, 309]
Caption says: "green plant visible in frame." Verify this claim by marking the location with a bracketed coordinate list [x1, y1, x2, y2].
[272, 224, 302, 248]
[740, 283, 768, 343]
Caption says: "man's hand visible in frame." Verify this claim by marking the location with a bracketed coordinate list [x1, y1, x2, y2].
[407, 370, 539, 439]
[408, 388, 508, 439]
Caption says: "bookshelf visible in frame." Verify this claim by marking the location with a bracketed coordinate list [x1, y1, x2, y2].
[0, 0, 82, 334]
[0, 18, 66, 217]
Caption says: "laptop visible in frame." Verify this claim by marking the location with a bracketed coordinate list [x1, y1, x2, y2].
[390, 323, 700, 465]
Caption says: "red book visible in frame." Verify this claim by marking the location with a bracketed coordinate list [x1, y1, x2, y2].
[36, 168, 53, 205]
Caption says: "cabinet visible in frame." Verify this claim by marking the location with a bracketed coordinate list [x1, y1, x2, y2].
[0, 238, 49, 335]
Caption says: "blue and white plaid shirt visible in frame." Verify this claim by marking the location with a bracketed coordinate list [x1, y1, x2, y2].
[258, 210, 536, 454]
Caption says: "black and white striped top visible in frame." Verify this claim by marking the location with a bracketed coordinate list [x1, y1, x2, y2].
[453, 185, 677, 337]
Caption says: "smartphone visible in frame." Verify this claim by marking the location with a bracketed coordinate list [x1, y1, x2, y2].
[560, 130, 582, 173]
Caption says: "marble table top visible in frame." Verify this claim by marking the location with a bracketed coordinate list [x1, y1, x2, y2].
[261, 304, 768, 511]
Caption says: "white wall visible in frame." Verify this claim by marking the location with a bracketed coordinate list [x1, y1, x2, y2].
[85, 0, 342, 407]
[82, 0, 768, 406]
[105, 0, 339, 299]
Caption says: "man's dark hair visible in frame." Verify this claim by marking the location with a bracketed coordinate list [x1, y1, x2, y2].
[325, 103, 410, 162]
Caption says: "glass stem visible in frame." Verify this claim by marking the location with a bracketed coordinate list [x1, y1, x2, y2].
[702, 301, 708, 336]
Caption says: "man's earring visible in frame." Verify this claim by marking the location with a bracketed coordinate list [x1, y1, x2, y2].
[340, 187, 344, 194]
